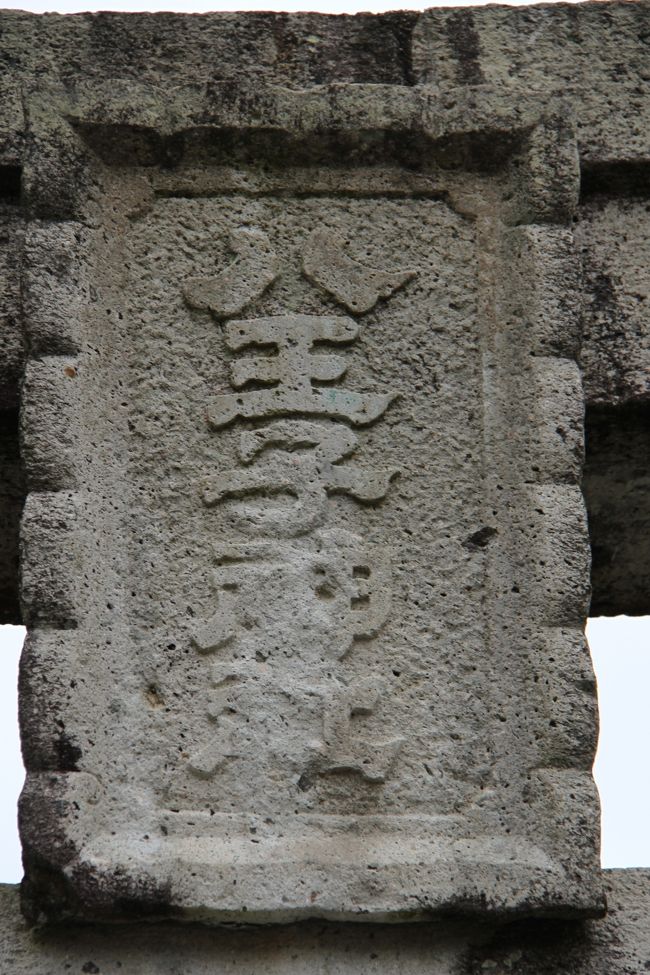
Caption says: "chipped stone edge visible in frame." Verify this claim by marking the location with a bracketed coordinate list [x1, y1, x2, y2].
[487, 116, 603, 915]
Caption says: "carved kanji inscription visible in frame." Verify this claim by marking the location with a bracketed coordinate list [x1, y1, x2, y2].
[62, 190, 588, 922]
[16, 65, 603, 925]
[184, 228, 280, 318]
[206, 315, 396, 427]
[122, 197, 483, 833]
[192, 532, 392, 660]
[189, 249, 403, 791]
[303, 227, 417, 313]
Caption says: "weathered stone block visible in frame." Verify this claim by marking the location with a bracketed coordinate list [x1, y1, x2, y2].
[5, 63, 601, 925]
[583, 404, 650, 617]
[0, 408, 23, 623]
[2, 6, 650, 972]
[577, 196, 650, 408]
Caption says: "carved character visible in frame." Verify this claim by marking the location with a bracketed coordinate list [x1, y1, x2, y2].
[202, 420, 398, 536]
[188, 668, 243, 778]
[207, 315, 396, 427]
[302, 228, 416, 314]
[183, 228, 279, 319]
[310, 677, 404, 782]
[191, 530, 391, 661]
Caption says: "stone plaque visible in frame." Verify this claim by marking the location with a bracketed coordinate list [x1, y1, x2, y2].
[18, 85, 602, 922]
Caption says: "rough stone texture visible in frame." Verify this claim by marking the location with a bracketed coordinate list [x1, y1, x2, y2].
[2, 870, 650, 974]
[577, 194, 650, 409]
[0, 0, 648, 966]
[0, 408, 23, 624]
[0, 208, 23, 412]
[0, 183, 24, 624]
[583, 404, 650, 616]
[11, 82, 601, 924]
[576, 185, 650, 618]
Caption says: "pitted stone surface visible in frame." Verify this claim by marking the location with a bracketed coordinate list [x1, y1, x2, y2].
[16, 150, 599, 922]
[1, 0, 648, 935]
[2, 872, 650, 974]
[577, 195, 650, 408]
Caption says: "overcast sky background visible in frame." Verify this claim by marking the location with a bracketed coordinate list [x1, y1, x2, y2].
[1, 0, 649, 885]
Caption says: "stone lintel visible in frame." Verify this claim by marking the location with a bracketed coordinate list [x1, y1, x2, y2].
[1, 871, 649, 974]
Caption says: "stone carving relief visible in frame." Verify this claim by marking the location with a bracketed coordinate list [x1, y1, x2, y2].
[184, 228, 280, 318]
[303, 228, 417, 314]
[183, 228, 416, 792]
[206, 314, 395, 428]
[192, 531, 392, 659]
[202, 421, 397, 536]
[187, 670, 403, 784]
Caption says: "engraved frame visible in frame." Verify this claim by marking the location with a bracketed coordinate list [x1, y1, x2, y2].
[16, 83, 603, 923]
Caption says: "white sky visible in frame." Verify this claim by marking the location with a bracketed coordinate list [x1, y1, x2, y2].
[0, 626, 23, 884]
[0, 0, 645, 886]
